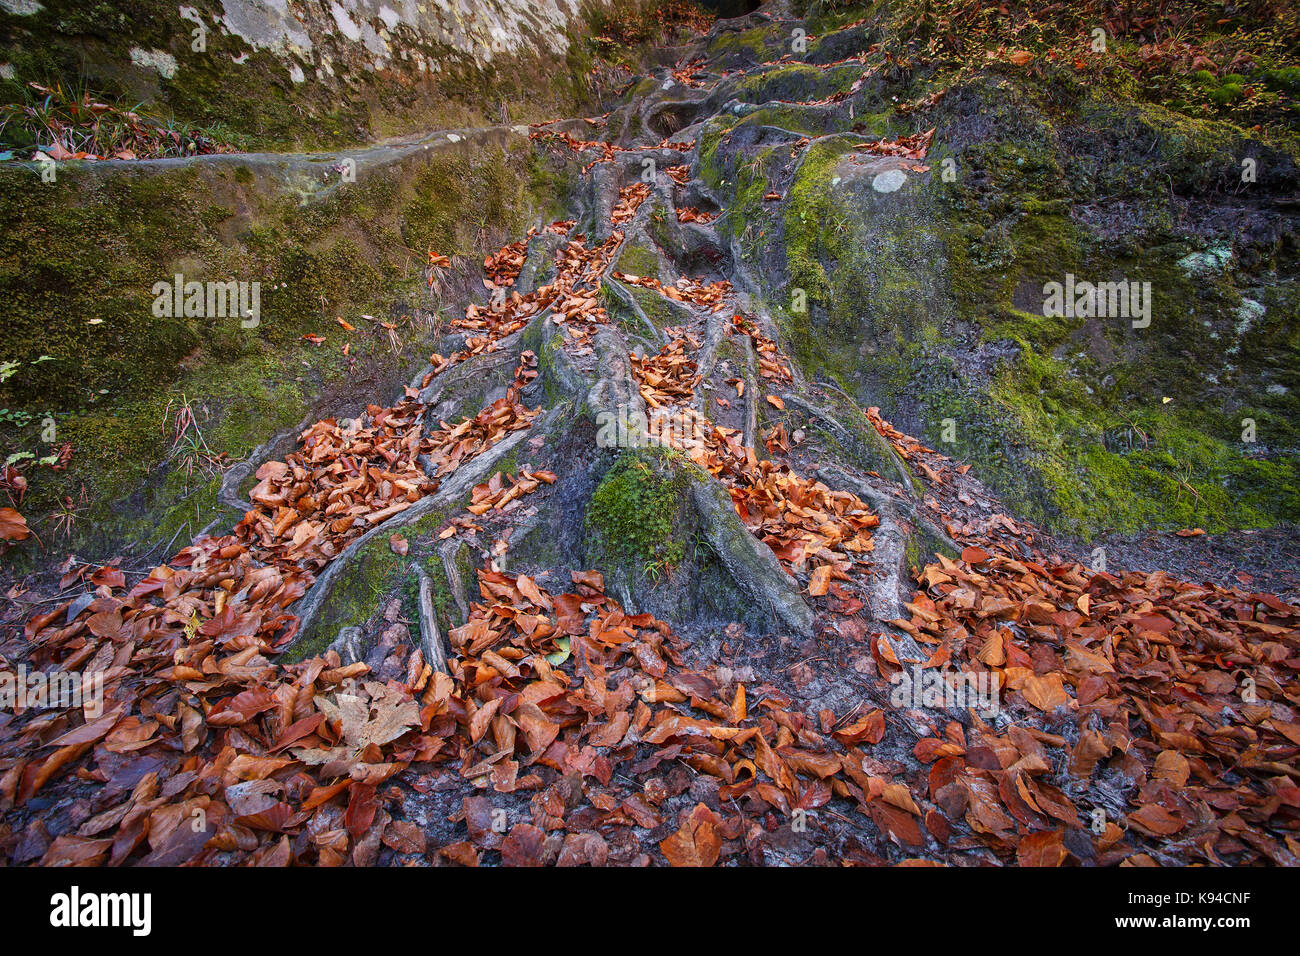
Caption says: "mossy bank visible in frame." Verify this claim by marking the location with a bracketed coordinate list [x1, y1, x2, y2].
[695, 2, 1300, 540]
[0, 131, 581, 570]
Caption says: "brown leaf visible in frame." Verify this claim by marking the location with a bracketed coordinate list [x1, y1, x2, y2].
[1128, 804, 1186, 836]
[344, 783, 378, 839]
[1020, 672, 1070, 712]
[557, 831, 609, 867]
[833, 709, 885, 746]
[500, 823, 547, 866]
[808, 564, 833, 597]
[382, 820, 427, 855]
[1017, 829, 1068, 866]
[0, 507, 30, 541]
[1152, 750, 1190, 786]
[571, 569, 604, 591]
[660, 803, 722, 867]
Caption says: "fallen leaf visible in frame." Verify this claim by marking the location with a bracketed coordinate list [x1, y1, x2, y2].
[660, 803, 722, 867]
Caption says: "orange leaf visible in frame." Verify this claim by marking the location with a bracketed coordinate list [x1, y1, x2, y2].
[1017, 830, 1068, 866]
[659, 803, 722, 867]
[0, 507, 30, 541]
[808, 564, 833, 596]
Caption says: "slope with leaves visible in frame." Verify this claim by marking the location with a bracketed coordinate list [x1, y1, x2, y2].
[1, 0, 1298, 868]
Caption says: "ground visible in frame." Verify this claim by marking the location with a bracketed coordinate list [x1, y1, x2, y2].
[0, 0, 1297, 868]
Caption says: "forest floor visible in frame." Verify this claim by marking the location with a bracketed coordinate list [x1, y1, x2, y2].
[1, 3, 1297, 868]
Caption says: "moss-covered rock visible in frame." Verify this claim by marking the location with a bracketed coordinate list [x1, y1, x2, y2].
[586, 445, 688, 577]
[0, 0, 654, 152]
[0, 131, 580, 568]
[701, 42, 1300, 540]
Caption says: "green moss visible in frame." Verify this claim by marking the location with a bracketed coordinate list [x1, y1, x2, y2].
[1210, 83, 1246, 106]
[978, 343, 1300, 539]
[738, 66, 1300, 541]
[286, 504, 456, 662]
[0, 0, 641, 152]
[586, 446, 688, 573]
[735, 63, 863, 105]
[1263, 67, 1300, 93]
[627, 77, 661, 102]
[776, 134, 928, 385]
[631, 283, 688, 332]
[487, 444, 520, 482]
[697, 113, 740, 191]
[614, 241, 661, 279]
[0, 138, 566, 566]
[526, 150, 578, 222]
[783, 137, 855, 305]
[706, 27, 774, 62]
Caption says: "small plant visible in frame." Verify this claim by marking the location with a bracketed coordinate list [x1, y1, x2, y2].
[0, 81, 239, 160]
[0, 354, 53, 386]
[163, 393, 226, 487]
[49, 489, 88, 540]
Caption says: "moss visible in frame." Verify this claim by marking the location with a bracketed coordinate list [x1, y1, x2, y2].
[0, 137, 566, 567]
[985, 347, 1300, 538]
[0, 0, 642, 152]
[631, 284, 689, 332]
[285, 503, 456, 662]
[519, 320, 571, 409]
[487, 444, 520, 482]
[729, 63, 1300, 541]
[401, 147, 533, 258]
[627, 77, 661, 102]
[525, 150, 578, 222]
[783, 137, 855, 306]
[614, 241, 661, 279]
[706, 27, 774, 63]
[1263, 67, 1300, 93]
[697, 114, 740, 189]
[919, 229, 1300, 540]
[942, 171, 1299, 539]
[735, 63, 862, 105]
[1210, 83, 1246, 106]
[776, 134, 925, 386]
[586, 446, 688, 574]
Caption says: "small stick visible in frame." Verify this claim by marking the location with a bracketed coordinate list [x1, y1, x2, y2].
[413, 564, 449, 675]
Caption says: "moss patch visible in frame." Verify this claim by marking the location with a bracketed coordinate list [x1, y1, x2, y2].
[586, 446, 689, 576]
